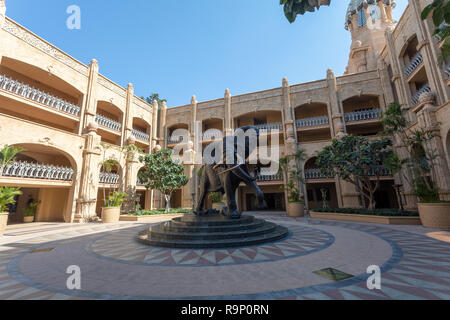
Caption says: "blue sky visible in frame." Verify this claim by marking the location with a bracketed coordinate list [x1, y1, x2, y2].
[6, 0, 408, 107]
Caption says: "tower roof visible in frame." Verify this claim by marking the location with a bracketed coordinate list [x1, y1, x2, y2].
[345, 0, 396, 30]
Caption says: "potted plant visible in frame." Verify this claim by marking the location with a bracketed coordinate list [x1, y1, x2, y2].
[279, 150, 306, 218]
[0, 187, 22, 236]
[23, 200, 40, 223]
[381, 102, 450, 229]
[101, 190, 127, 223]
[209, 192, 226, 213]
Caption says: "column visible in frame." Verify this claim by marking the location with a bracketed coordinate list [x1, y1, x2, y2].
[81, 59, 99, 134]
[123, 137, 139, 214]
[159, 101, 167, 148]
[74, 123, 102, 223]
[123, 83, 134, 145]
[151, 100, 159, 151]
[377, 58, 395, 107]
[416, 92, 450, 200]
[224, 89, 232, 135]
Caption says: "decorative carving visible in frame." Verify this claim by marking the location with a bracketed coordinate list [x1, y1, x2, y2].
[2, 19, 88, 76]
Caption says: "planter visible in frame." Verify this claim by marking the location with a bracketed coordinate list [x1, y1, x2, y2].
[418, 203, 450, 229]
[23, 216, 35, 223]
[101, 207, 121, 223]
[310, 211, 422, 225]
[0, 213, 8, 237]
[288, 202, 305, 218]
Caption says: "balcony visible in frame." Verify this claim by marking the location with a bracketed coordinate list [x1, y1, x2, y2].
[2, 161, 74, 181]
[203, 129, 223, 141]
[132, 129, 150, 142]
[0, 74, 81, 116]
[99, 172, 120, 184]
[255, 173, 282, 182]
[305, 168, 333, 180]
[167, 136, 183, 145]
[95, 114, 122, 132]
[296, 116, 329, 129]
[404, 51, 423, 78]
[344, 108, 382, 123]
[367, 166, 392, 177]
[411, 83, 431, 106]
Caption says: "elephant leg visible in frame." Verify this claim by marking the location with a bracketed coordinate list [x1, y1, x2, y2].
[195, 177, 209, 215]
[246, 180, 267, 210]
[223, 176, 241, 219]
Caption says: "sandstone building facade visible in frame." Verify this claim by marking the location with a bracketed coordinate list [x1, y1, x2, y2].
[0, 0, 449, 223]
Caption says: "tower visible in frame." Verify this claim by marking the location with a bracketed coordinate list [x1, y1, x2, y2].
[344, 0, 396, 74]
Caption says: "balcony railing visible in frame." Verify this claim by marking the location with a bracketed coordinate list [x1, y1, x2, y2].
[99, 172, 120, 184]
[255, 122, 283, 133]
[296, 116, 329, 129]
[305, 168, 333, 180]
[132, 129, 150, 142]
[411, 83, 431, 106]
[0, 74, 81, 116]
[203, 129, 223, 141]
[367, 166, 392, 177]
[255, 173, 282, 182]
[404, 51, 423, 77]
[2, 161, 74, 181]
[95, 114, 122, 132]
[344, 108, 382, 123]
[167, 136, 183, 144]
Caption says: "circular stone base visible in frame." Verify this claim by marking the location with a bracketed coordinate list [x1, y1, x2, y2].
[136, 214, 289, 249]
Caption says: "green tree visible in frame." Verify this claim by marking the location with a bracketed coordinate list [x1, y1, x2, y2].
[381, 102, 440, 202]
[280, 0, 330, 23]
[316, 135, 395, 210]
[421, 0, 450, 64]
[139, 149, 189, 213]
[141, 93, 167, 109]
[0, 145, 24, 176]
[279, 149, 306, 203]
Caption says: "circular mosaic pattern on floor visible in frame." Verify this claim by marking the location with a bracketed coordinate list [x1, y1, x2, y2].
[90, 224, 334, 266]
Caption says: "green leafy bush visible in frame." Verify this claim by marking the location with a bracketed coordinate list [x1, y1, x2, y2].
[0, 187, 22, 212]
[23, 200, 41, 217]
[105, 191, 127, 208]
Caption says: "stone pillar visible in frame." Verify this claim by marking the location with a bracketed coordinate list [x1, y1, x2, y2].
[377, 58, 395, 108]
[123, 83, 134, 145]
[190, 95, 198, 141]
[81, 59, 99, 134]
[159, 101, 167, 149]
[224, 89, 232, 136]
[74, 122, 102, 223]
[151, 100, 159, 151]
[123, 136, 139, 214]
[385, 31, 409, 106]
[0, 0, 5, 30]
[415, 92, 450, 200]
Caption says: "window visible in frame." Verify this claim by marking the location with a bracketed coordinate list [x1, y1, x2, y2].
[358, 8, 367, 27]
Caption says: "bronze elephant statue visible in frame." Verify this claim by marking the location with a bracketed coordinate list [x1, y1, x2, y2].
[195, 126, 267, 219]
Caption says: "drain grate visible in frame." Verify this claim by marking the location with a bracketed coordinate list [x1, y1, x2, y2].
[313, 268, 354, 282]
[31, 248, 54, 254]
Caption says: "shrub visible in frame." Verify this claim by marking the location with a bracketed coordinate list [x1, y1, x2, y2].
[313, 208, 419, 217]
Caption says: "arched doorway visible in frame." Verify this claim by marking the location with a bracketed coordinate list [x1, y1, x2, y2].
[304, 157, 338, 210]
[1, 143, 77, 223]
[96, 160, 123, 216]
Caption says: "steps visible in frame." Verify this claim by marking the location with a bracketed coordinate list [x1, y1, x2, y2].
[136, 214, 289, 249]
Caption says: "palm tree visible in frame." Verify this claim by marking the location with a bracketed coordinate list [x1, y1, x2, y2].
[0, 145, 24, 177]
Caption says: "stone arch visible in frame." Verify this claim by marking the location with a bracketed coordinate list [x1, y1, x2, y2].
[341, 94, 382, 114]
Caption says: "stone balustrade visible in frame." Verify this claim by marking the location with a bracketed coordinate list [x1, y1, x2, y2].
[2, 161, 74, 181]
[203, 129, 223, 141]
[305, 168, 333, 180]
[344, 108, 382, 123]
[254, 122, 283, 133]
[132, 129, 150, 142]
[404, 51, 423, 78]
[255, 173, 282, 182]
[296, 116, 329, 128]
[411, 83, 431, 106]
[95, 114, 122, 132]
[167, 136, 183, 144]
[99, 172, 120, 184]
[367, 166, 392, 177]
[0, 74, 80, 116]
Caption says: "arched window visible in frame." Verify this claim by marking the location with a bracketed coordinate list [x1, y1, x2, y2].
[357, 8, 367, 27]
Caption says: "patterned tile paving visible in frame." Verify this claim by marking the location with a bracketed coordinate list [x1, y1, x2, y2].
[90, 225, 333, 266]
[0, 218, 449, 300]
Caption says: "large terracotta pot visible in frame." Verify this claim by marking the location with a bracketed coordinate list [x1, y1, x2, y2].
[23, 216, 35, 223]
[288, 202, 305, 218]
[0, 212, 8, 237]
[101, 207, 121, 223]
[418, 203, 450, 229]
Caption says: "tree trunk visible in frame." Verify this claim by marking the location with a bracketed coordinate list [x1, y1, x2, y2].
[164, 194, 171, 213]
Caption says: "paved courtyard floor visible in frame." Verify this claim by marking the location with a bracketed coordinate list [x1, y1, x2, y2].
[0, 213, 449, 300]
